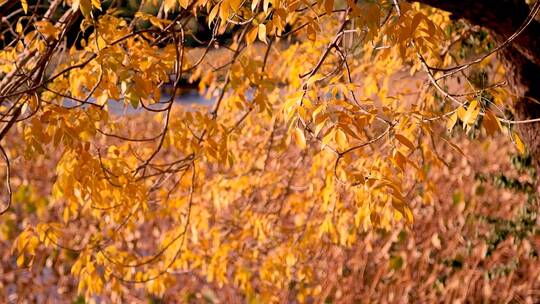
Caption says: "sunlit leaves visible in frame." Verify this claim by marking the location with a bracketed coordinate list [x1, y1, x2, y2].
[1, 0, 530, 302]
[35, 21, 60, 40]
[72, 0, 95, 18]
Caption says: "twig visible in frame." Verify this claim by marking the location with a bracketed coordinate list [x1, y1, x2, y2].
[0, 145, 11, 215]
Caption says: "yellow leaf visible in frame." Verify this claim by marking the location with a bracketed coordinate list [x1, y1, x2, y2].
[16, 20, 23, 34]
[403, 205, 414, 224]
[440, 136, 467, 158]
[258, 24, 267, 44]
[431, 233, 441, 249]
[514, 132, 526, 154]
[179, 0, 189, 9]
[462, 99, 478, 127]
[164, 0, 177, 13]
[324, 0, 333, 15]
[292, 127, 306, 149]
[322, 128, 335, 146]
[72, 0, 93, 18]
[219, 0, 231, 21]
[314, 118, 328, 136]
[246, 26, 258, 45]
[208, 5, 220, 26]
[251, 0, 260, 11]
[286, 253, 297, 267]
[283, 91, 304, 118]
[335, 128, 347, 150]
[446, 111, 458, 133]
[21, 0, 28, 14]
[411, 12, 423, 33]
[395, 134, 415, 150]
[307, 73, 324, 86]
[26, 236, 39, 255]
[230, 0, 242, 11]
[35, 21, 60, 40]
[17, 254, 25, 267]
[91, 0, 101, 10]
[457, 106, 466, 120]
[312, 104, 327, 121]
[393, 150, 406, 172]
[482, 110, 501, 136]
[391, 196, 413, 224]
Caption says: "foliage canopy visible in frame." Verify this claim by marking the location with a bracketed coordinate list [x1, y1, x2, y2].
[1, 0, 539, 302]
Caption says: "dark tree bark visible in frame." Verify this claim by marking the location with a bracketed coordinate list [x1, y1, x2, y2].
[414, 0, 540, 186]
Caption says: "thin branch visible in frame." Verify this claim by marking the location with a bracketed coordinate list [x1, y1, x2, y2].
[0, 145, 12, 215]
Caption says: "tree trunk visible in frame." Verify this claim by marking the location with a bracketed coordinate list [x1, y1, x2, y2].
[505, 48, 540, 182]
[414, 0, 540, 186]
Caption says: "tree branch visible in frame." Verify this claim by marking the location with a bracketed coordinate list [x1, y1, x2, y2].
[414, 0, 540, 65]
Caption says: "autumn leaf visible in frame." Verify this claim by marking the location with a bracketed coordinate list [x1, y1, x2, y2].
[246, 26, 258, 45]
[179, 0, 189, 9]
[164, 0, 177, 13]
[35, 21, 60, 40]
[446, 112, 458, 133]
[208, 5, 219, 25]
[395, 134, 415, 150]
[292, 127, 306, 149]
[21, 0, 28, 14]
[324, 0, 334, 15]
[91, 0, 101, 10]
[461, 99, 479, 127]
[514, 132, 526, 154]
[482, 110, 501, 136]
[258, 24, 267, 44]
[72, 0, 93, 18]
[335, 128, 348, 150]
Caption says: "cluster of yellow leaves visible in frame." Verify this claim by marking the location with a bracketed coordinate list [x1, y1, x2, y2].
[1, 0, 524, 301]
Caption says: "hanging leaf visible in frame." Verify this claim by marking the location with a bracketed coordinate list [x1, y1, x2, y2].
[514, 132, 526, 154]
[446, 111, 458, 133]
[335, 128, 348, 150]
[482, 110, 501, 136]
[292, 127, 306, 149]
[208, 4, 220, 26]
[258, 23, 267, 44]
[21, 0, 28, 14]
[461, 99, 479, 127]
[395, 134, 415, 150]
[246, 26, 258, 45]
[164, 0, 177, 13]
[324, 0, 334, 15]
